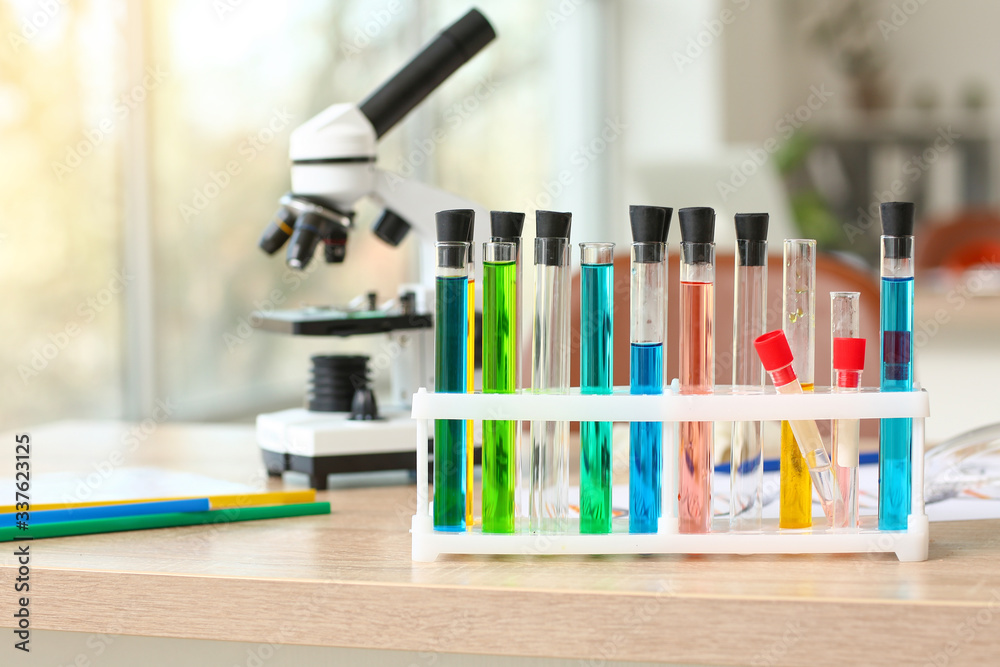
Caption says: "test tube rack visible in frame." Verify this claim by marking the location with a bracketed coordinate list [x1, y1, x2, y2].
[410, 384, 930, 562]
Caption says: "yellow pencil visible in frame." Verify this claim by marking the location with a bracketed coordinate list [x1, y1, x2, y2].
[0, 489, 316, 513]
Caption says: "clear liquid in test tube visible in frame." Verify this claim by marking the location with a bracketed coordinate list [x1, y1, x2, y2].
[730, 213, 768, 531]
[529, 211, 572, 533]
[677, 207, 716, 534]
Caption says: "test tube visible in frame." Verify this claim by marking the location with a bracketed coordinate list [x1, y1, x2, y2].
[465, 222, 476, 528]
[580, 241, 615, 534]
[628, 206, 670, 534]
[780, 239, 816, 529]
[433, 209, 473, 532]
[879, 202, 915, 531]
[490, 211, 526, 524]
[755, 330, 844, 524]
[730, 213, 769, 531]
[657, 212, 671, 520]
[831, 291, 864, 529]
[529, 211, 572, 533]
[482, 241, 517, 533]
[677, 207, 715, 534]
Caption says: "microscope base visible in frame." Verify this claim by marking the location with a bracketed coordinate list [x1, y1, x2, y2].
[256, 408, 481, 490]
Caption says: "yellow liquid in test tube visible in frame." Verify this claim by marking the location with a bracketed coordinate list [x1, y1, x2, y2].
[779, 382, 813, 528]
[466, 278, 475, 527]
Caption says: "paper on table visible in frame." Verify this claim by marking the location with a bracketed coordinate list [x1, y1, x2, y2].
[568, 462, 1000, 523]
[0, 467, 257, 506]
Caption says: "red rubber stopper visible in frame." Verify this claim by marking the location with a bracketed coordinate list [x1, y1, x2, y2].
[833, 337, 866, 371]
[754, 330, 793, 372]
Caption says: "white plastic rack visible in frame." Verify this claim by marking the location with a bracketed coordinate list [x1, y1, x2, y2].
[410, 384, 930, 562]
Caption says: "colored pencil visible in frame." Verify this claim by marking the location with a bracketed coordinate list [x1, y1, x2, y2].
[0, 498, 210, 527]
[0, 489, 316, 513]
[0, 502, 331, 542]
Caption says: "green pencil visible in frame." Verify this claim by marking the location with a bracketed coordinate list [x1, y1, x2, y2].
[0, 502, 331, 542]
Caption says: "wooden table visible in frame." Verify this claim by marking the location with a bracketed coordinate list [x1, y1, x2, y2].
[2, 421, 999, 666]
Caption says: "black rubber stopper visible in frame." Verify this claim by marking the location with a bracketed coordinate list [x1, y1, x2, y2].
[629, 205, 667, 243]
[436, 209, 474, 243]
[660, 207, 674, 243]
[535, 210, 572, 239]
[372, 208, 411, 246]
[678, 207, 716, 244]
[735, 212, 768, 266]
[490, 211, 525, 240]
[880, 202, 915, 237]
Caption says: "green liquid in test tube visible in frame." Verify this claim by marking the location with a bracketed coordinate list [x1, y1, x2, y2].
[482, 242, 517, 533]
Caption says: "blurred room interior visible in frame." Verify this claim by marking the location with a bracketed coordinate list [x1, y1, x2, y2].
[2, 0, 998, 448]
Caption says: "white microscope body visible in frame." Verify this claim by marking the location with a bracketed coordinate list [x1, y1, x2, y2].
[255, 9, 495, 488]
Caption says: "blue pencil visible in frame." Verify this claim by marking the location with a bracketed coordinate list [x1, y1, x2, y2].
[1, 498, 210, 527]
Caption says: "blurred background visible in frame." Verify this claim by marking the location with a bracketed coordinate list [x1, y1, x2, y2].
[2, 0, 998, 444]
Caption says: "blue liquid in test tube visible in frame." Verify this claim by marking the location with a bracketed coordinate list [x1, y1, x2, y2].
[878, 202, 915, 531]
[580, 243, 614, 534]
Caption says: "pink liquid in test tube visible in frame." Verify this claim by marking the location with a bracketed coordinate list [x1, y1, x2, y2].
[677, 207, 715, 534]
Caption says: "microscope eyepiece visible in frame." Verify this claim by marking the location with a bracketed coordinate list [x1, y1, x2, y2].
[358, 8, 496, 139]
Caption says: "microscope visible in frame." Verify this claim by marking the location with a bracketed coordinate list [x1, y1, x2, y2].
[254, 8, 495, 489]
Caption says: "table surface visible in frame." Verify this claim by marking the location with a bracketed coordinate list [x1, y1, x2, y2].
[2, 421, 999, 666]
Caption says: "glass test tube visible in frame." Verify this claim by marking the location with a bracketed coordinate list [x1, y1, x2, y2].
[755, 330, 843, 524]
[580, 242, 614, 534]
[529, 231, 572, 533]
[730, 214, 768, 531]
[490, 211, 526, 524]
[831, 292, 862, 529]
[465, 235, 476, 528]
[780, 239, 816, 529]
[482, 241, 517, 533]
[879, 202, 915, 531]
[629, 240, 665, 534]
[678, 207, 715, 534]
[434, 241, 469, 531]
